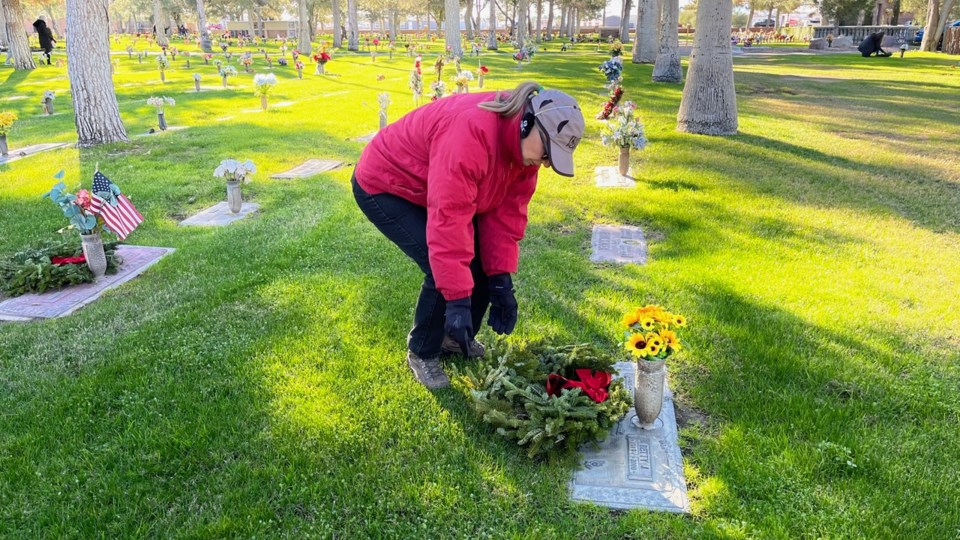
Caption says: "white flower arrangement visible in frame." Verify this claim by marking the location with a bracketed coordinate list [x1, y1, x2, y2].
[253, 73, 278, 96]
[193, 73, 201, 81]
[214, 159, 257, 183]
[146, 96, 175, 113]
[600, 101, 648, 150]
[156, 54, 169, 70]
[377, 92, 391, 112]
[42, 90, 55, 102]
[220, 65, 238, 77]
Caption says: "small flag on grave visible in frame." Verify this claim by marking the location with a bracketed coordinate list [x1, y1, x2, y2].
[89, 171, 143, 240]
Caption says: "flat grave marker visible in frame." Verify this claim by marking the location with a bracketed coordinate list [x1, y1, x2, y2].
[0, 142, 71, 165]
[595, 166, 636, 188]
[179, 201, 259, 227]
[569, 361, 689, 513]
[271, 159, 344, 179]
[0, 245, 174, 321]
[590, 225, 648, 264]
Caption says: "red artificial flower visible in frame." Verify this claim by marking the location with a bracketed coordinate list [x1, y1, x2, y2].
[545, 369, 612, 403]
[320, 52, 331, 63]
[479, 65, 489, 74]
[51, 255, 86, 265]
[295, 61, 304, 69]
[373, 38, 380, 45]
[74, 189, 92, 210]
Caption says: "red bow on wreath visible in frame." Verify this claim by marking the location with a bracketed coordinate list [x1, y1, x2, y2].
[51, 255, 86, 265]
[546, 369, 612, 403]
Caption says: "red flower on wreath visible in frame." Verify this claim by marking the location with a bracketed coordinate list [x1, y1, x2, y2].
[546, 369, 612, 403]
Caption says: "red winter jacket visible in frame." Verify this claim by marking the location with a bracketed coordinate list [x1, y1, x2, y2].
[355, 92, 539, 301]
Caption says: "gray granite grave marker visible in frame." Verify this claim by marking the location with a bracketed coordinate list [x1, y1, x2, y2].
[0, 142, 71, 165]
[271, 159, 344, 179]
[590, 225, 647, 264]
[0, 246, 174, 321]
[179, 201, 259, 227]
[569, 361, 690, 513]
[595, 166, 636, 188]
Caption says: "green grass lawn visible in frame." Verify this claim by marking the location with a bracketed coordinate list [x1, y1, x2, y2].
[1, 36, 959, 538]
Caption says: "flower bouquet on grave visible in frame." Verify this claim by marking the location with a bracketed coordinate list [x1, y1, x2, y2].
[219, 65, 237, 87]
[0, 111, 16, 156]
[373, 37, 380, 50]
[156, 54, 169, 82]
[253, 73, 277, 110]
[193, 73, 201, 92]
[513, 49, 527, 67]
[41, 91, 55, 115]
[455, 341, 631, 459]
[170, 46, 178, 60]
[204, 53, 213, 65]
[147, 96, 174, 130]
[377, 92, 390, 130]
[213, 159, 256, 214]
[292, 50, 299, 63]
[429, 80, 445, 102]
[183, 50, 191, 68]
[409, 58, 423, 105]
[241, 55, 254, 73]
[478, 65, 489, 88]
[313, 51, 331, 75]
[601, 101, 647, 176]
[598, 59, 623, 85]
[610, 39, 623, 58]
[42, 170, 142, 278]
[453, 71, 473, 94]
[621, 305, 687, 428]
[294, 60, 303, 78]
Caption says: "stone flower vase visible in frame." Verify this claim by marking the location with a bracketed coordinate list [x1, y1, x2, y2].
[194, 79, 201, 92]
[222, 76, 228, 88]
[186, 59, 191, 68]
[0, 134, 8, 156]
[80, 233, 107, 278]
[378, 111, 387, 130]
[297, 68, 303, 80]
[316, 63, 325, 75]
[160, 70, 165, 83]
[478, 74, 484, 88]
[618, 147, 630, 176]
[226, 180, 243, 214]
[43, 99, 54, 115]
[158, 112, 167, 130]
[260, 95, 268, 111]
[633, 358, 665, 430]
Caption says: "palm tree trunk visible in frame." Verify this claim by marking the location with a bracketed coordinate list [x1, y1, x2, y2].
[545, 0, 553, 39]
[1, 0, 35, 69]
[153, 0, 169, 47]
[196, 0, 212, 52]
[465, 0, 474, 40]
[331, 0, 342, 47]
[652, 0, 681, 82]
[445, 0, 462, 56]
[677, 0, 737, 135]
[487, 0, 497, 49]
[619, 0, 632, 43]
[66, 0, 128, 146]
[297, 0, 311, 54]
[632, 0, 660, 63]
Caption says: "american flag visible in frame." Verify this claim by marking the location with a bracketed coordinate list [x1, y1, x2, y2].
[89, 171, 143, 240]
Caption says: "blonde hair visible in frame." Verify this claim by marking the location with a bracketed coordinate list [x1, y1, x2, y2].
[478, 81, 541, 116]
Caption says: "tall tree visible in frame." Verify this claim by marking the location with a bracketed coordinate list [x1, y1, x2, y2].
[652, 0, 681, 82]
[1, 0, 35, 69]
[619, 0, 631, 42]
[486, 0, 497, 48]
[66, 0, 128, 146]
[347, 0, 358, 50]
[196, 0, 212, 52]
[298, 0, 311, 53]
[516, 0, 527, 44]
[677, 0, 737, 135]
[465, 0, 473, 39]
[152, 0, 169, 47]
[534, 0, 542, 41]
[545, 0, 554, 39]
[444, 0, 461, 55]
[331, 0, 341, 46]
[632, 0, 660, 63]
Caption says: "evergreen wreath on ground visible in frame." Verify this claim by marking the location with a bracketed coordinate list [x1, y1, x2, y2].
[0, 241, 122, 297]
[455, 341, 631, 459]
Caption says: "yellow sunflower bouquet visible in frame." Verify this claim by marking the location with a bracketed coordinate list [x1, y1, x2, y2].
[621, 305, 687, 361]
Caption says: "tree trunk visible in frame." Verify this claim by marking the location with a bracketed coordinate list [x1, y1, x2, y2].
[559, 5, 566, 37]
[677, 0, 737, 135]
[632, 0, 660, 63]
[347, 0, 358, 51]
[465, 0, 474, 40]
[426, 10, 432, 41]
[920, 0, 940, 51]
[42, 2, 61, 36]
[891, 0, 900, 25]
[67, 0, 128, 146]
[331, 0, 342, 47]
[391, 8, 398, 41]
[545, 0, 553, 39]
[930, 0, 956, 49]
[2, 0, 36, 69]
[445, 0, 462, 56]
[535, 0, 542, 41]
[0, 3, 7, 48]
[652, 0, 681, 82]
[153, 0, 169, 47]
[746, 6, 754, 28]
[620, 0, 632, 43]
[516, 0, 527, 45]
[298, 0, 311, 54]
[196, 0, 212, 52]
[487, 0, 497, 49]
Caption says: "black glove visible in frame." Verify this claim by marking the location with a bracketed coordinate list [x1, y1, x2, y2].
[487, 273, 518, 335]
[444, 298, 473, 355]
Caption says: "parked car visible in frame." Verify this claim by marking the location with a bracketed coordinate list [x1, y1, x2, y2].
[753, 19, 776, 27]
[914, 20, 960, 48]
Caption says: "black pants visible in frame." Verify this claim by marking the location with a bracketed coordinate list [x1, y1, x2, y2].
[352, 174, 489, 358]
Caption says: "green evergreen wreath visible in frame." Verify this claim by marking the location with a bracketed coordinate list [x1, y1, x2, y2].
[0, 241, 122, 297]
[456, 342, 631, 459]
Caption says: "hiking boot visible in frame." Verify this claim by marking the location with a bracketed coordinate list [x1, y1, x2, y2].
[406, 351, 450, 389]
[441, 335, 486, 358]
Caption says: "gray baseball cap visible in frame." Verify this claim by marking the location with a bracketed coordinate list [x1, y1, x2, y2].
[530, 90, 585, 177]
